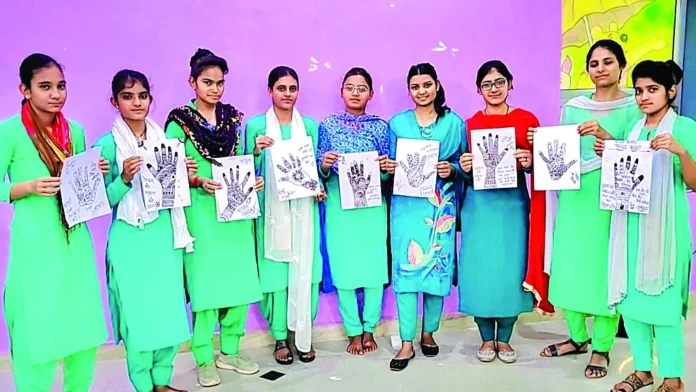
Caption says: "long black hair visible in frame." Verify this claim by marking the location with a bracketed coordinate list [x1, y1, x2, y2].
[267, 66, 299, 89]
[190, 48, 228, 80]
[407, 63, 450, 118]
[475, 60, 514, 88]
[111, 69, 151, 100]
[19, 53, 62, 105]
[632, 60, 684, 105]
[585, 39, 627, 70]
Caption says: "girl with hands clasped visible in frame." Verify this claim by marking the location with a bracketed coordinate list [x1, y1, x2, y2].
[316, 68, 390, 356]
[605, 60, 694, 392]
[0, 53, 107, 391]
[458, 61, 543, 365]
[94, 70, 194, 392]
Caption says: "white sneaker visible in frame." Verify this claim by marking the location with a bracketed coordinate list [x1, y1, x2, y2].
[216, 354, 260, 375]
[198, 362, 221, 387]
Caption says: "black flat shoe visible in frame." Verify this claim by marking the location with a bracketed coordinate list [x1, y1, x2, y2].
[390, 352, 416, 372]
[420, 341, 439, 357]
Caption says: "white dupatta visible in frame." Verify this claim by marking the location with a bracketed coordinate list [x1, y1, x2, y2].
[263, 107, 315, 352]
[542, 94, 637, 274]
[607, 109, 677, 311]
[111, 116, 195, 252]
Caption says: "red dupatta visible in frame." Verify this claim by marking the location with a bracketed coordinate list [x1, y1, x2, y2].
[466, 109, 554, 315]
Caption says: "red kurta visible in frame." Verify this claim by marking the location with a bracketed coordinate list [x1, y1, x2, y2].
[466, 109, 553, 315]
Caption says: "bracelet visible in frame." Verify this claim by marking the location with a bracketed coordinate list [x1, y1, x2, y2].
[191, 176, 200, 188]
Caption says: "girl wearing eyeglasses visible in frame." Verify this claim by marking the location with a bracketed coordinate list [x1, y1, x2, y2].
[316, 67, 389, 356]
[458, 60, 540, 364]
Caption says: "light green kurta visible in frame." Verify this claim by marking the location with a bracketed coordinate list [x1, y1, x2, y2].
[244, 114, 323, 293]
[94, 133, 190, 352]
[616, 116, 696, 326]
[165, 103, 261, 312]
[548, 97, 642, 316]
[0, 114, 106, 365]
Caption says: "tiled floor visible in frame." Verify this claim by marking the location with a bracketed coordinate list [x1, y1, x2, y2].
[1, 317, 694, 391]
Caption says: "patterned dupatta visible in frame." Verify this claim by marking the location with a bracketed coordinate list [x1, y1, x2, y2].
[21, 101, 73, 236]
[165, 101, 243, 165]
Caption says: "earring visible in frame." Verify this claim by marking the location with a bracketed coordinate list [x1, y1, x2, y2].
[24, 96, 29, 100]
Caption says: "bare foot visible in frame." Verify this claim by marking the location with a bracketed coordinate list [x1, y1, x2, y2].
[661, 378, 685, 392]
[611, 371, 653, 392]
[540, 339, 588, 357]
[497, 342, 514, 353]
[347, 336, 364, 355]
[393, 341, 414, 360]
[421, 332, 437, 346]
[155, 386, 188, 392]
[362, 332, 378, 352]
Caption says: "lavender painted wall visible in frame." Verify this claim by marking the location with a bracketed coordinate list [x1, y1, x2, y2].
[0, 0, 580, 354]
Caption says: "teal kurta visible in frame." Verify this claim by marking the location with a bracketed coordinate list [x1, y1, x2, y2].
[94, 133, 190, 352]
[165, 103, 261, 312]
[616, 116, 696, 325]
[244, 114, 323, 293]
[0, 115, 106, 365]
[548, 97, 642, 316]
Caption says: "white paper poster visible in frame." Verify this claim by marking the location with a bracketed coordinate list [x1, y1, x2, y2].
[337, 151, 382, 210]
[212, 155, 261, 222]
[139, 139, 191, 212]
[60, 147, 110, 228]
[269, 136, 321, 201]
[533, 125, 581, 190]
[471, 128, 517, 190]
[600, 140, 653, 214]
[393, 138, 439, 198]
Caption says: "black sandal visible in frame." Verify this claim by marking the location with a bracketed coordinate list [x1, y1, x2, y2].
[585, 350, 610, 379]
[274, 340, 294, 365]
[297, 346, 316, 363]
[389, 351, 416, 372]
[541, 338, 589, 357]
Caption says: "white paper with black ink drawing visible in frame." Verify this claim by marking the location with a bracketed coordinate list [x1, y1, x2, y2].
[600, 140, 653, 214]
[393, 138, 439, 198]
[337, 151, 382, 210]
[212, 155, 260, 222]
[138, 139, 191, 212]
[471, 128, 517, 190]
[60, 147, 110, 228]
[269, 136, 321, 201]
[533, 125, 581, 190]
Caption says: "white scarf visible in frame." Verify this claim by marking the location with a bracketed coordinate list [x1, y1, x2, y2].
[543, 94, 637, 273]
[608, 109, 677, 311]
[111, 116, 195, 252]
[263, 107, 314, 352]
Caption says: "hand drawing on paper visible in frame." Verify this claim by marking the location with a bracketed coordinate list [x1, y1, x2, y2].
[478, 133, 510, 189]
[613, 156, 644, 211]
[538, 140, 578, 181]
[146, 143, 178, 208]
[221, 166, 254, 220]
[277, 153, 319, 192]
[348, 160, 372, 208]
[399, 152, 435, 188]
[60, 148, 110, 228]
[69, 166, 101, 207]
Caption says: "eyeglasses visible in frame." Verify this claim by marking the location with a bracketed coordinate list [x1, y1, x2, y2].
[343, 85, 370, 94]
[480, 78, 507, 91]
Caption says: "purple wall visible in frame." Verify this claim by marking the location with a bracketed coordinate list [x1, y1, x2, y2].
[0, 0, 564, 353]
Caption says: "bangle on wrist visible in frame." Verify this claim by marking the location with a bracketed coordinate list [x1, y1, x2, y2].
[191, 176, 200, 188]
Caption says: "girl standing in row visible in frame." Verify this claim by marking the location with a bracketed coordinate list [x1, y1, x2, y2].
[165, 49, 263, 387]
[317, 67, 390, 355]
[606, 60, 693, 392]
[538, 39, 642, 379]
[246, 66, 324, 365]
[95, 70, 194, 392]
[1, 54, 107, 391]
[458, 60, 538, 364]
[387, 63, 464, 371]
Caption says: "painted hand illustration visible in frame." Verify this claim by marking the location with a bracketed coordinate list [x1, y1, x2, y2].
[348, 160, 371, 208]
[538, 140, 578, 181]
[277, 153, 318, 191]
[614, 156, 644, 210]
[221, 165, 253, 220]
[477, 133, 509, 188]
[147, 143, 178, 208]
[399, 152, 435, 188]
[70, 166, 100, 207]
